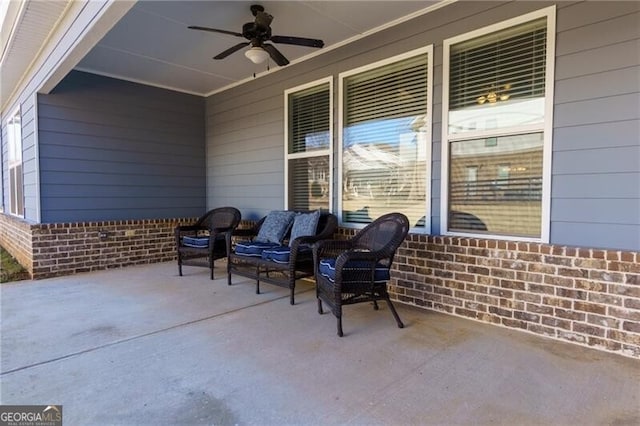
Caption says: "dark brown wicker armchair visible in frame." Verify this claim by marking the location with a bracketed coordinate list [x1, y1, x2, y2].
[175, 207, 241, 279]
[313, 212, 410, 336]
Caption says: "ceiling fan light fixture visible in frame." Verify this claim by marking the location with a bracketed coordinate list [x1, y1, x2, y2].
[245, 47, 269, 64]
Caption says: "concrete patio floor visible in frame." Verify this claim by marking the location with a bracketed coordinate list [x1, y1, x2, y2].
[1, 262, 639, 425]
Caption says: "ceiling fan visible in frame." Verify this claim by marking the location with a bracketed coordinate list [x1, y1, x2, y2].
[188, 4, 324, 66]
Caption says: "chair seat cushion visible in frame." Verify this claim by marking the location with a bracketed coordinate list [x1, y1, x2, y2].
[182, 236, 209, 248]
[261, 246, 291, 264]
[234, 241, 280, 257]
[318, 258, 390, 284]
[261, 245, 312, 264]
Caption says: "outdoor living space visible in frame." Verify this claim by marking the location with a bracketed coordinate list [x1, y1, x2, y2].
[1, 262, 639, 425]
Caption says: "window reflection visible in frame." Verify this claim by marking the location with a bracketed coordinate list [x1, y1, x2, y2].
[342, 116, 427, 227]
[449, 133, 543, 237]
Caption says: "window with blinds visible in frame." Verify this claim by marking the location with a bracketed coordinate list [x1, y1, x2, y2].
[285, 79, 331, 211]
[341, 49, 431, 228]
[448, 18, 547, 134]
[443, 8, 554, 240]
[7, 109, 24, 216]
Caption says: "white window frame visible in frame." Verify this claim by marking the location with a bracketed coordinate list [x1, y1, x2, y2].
[441, 6, 556, 242]
[284, 76, 333, 211]
[6, 106, 24, 218]
[338, 45, 434, 232]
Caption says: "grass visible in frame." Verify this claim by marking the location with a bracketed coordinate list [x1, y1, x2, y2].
[1, 246, 30, 283]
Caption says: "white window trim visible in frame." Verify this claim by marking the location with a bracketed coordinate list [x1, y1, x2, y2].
[440, 6, 556, 243]
[283, 76, 333, 211]
[6, 105, 24, 218]
[338, 45, 434, 232]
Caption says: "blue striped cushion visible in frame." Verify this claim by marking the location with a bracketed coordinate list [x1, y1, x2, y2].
[234, 241, 280, 257]
[318, 258, 390, 284]
[261, 246, 291, 264]
[182, 236, 209, 248]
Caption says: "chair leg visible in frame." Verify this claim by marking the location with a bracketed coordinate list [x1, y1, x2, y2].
[290, 288, 295, 305]
[385, 295, 404, 329]
[256, 279, 260, 294]
[336, 304, 344, 337]
[210, 260, 215, 280]
[178, 253, 183, 276]
[317, 298, 323, 314]
[373, 299, 379, 310]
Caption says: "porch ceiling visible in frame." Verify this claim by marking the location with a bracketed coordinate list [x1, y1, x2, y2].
[74, 0, 444, 96]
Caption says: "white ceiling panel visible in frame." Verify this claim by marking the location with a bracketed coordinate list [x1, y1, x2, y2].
[75, 1, 444, 96]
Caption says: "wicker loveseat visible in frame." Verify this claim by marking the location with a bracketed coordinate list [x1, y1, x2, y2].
[228, 210, 338, 305]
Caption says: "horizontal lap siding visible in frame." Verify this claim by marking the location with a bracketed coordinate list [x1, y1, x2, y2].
[553, 2, 640, 251]
[38, 71, 206, 223]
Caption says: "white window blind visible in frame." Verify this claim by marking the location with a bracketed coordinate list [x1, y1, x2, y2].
[286, 80, 331, 211]
[342, 52, 430, 227]
[448, 18, 547, 134]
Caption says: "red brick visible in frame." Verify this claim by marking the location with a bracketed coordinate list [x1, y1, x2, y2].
[574, 301, 607, 315]
[514, 311, 540, 323]
[502, 318, 527, 329]
[527, 323, 556, 337]
[555, 308, 586, 321]
[608, 330, 640, 345]
[587, 314, 620, 329]
[544, 275, 574, 288]
[573, 323, 605, 337]
[489, 306, 512, 318]
[623, 321, 640, 333]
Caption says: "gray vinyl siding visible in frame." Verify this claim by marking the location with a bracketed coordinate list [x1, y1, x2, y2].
[38, 70, 205, 223]
[552, 1, 640, 250]
[206, 1, 639, 250]
[21, 95, 38, 222]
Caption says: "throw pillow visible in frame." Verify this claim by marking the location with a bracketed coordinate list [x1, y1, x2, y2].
[289, 210, 321, 247]
[254, 210, 296, 244]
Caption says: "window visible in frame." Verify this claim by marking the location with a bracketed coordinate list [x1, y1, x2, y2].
[442, 7, 555, 240]
[285, 78, 332, 211]
[339, 46, 433, 229]
[7, 108, 23, 217]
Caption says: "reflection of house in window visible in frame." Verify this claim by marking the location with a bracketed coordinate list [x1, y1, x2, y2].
[497, 164, 510, 190]
[466, 166, 478, 197]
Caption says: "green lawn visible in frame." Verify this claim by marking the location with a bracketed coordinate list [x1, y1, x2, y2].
[1, 246, 29, 283]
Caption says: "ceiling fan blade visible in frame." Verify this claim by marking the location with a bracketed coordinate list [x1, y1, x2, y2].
[214, 42, 250, 60]
[262, 44, 290, 66]
[270, 35, 324, 48]
[188, 26, 243, 38]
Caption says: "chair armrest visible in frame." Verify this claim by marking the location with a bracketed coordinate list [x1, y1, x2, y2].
[313, 240, 354, 263]
[232, 228, 258, 239]
[175, 224, 204, 234]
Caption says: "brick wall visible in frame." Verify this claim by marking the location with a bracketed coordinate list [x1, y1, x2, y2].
[29, 218, 197, 279]
[386, 233, 640, 359]
[0, 214, 33, 274]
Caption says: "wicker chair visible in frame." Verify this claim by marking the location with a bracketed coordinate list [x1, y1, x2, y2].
[313, 212, 410, 336]
[175, 207, 241, 279]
